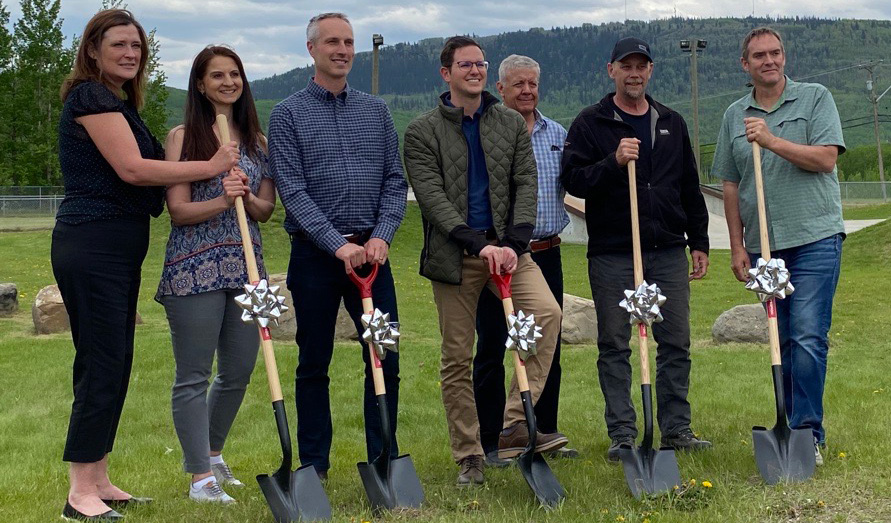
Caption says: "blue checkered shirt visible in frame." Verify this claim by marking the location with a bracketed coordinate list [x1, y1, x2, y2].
[531, 111, 570, 239]
[268, 80, 407, 255]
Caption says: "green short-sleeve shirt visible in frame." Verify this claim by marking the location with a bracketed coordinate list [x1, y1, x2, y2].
[711, 77, 845, 253]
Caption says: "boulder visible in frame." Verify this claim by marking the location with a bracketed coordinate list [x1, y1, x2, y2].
[712, 303, 768, 344]
[31, 284, 142, 334]
[0, 283, 18, 316]
[561, 293, 597, 345]
[32, 285, 69, 334]
[267, 273, 359, 343]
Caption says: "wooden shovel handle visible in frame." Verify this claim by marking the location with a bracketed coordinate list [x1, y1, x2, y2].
[751, 143, 782, 366]
[354, 287, 387, 396]
[491, 272, 530, 392]
[217, 114, 283, 402]
[627, 160, 651, 385]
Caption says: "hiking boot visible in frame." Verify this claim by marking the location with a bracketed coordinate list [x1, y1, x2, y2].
[546, 446, 580, 459]
[211, 461, 244, 488]
[484, 450, 512, 468]
[189, 479, 235, 504]
[661, 429, 712, 451]
[456, 455, 484, 486]
[497, 423, 568, 459]
[607, 435, 635, 462]
[815, 440, 824, 466]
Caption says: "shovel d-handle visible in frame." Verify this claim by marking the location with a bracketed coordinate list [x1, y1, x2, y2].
[349, 263, 380, 299]
[217, 114, 284, 404]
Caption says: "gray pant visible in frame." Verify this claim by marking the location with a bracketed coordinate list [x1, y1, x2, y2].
[162, 290, 259, 474]
[588, 247, 692, 439]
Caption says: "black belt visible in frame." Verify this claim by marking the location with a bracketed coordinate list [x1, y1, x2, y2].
[290, 229, 372, 244]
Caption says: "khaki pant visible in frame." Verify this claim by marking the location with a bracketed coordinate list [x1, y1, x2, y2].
[432, 253, 561, 462]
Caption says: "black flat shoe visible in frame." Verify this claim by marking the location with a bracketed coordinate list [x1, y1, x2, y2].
[100, 497, 153, 508]
[62, 502, 124, 521]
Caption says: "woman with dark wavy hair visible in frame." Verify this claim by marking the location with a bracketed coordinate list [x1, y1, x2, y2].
[56, 10, 239, 521]
[156, 45, 275, 504]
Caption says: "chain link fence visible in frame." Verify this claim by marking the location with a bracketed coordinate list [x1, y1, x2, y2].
[0, 186, 65, 217]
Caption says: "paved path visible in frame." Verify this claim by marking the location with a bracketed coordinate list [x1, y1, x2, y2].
[707, 215, 884, 249]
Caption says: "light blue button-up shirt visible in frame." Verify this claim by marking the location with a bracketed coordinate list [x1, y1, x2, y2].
[530, 110, 570, 239]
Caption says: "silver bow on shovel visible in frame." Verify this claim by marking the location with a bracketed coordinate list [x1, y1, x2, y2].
[361, 308, 400, 360]
[505, 310, 542, 362]
[619, 280, 667, 326]
[746, 257, 795, 302]
[235, 279, 289, 328]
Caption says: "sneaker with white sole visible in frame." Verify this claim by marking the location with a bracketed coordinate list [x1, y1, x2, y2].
[189, 479, 235, 504]
[211, 461, 244, 488]
[815, 441, 824, 467]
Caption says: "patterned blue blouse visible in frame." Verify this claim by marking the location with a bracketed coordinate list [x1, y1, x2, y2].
[156, 147, 270, 301]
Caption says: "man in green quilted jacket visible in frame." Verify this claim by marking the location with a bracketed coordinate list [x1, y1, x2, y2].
[404, 36, 565, 486]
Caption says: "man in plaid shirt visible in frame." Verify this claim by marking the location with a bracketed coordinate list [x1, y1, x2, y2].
[473, 55, 577, 467]
[268, 12, 407, 480]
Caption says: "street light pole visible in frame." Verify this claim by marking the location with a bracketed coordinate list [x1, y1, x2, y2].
[680, 39, 707, 176]
[372, 34, 384, 96]
[860, 60, 888, 202]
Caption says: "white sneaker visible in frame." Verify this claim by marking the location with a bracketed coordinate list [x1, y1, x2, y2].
[211, 461, 245, 488]
[814, 441, 824, 467]
[189, 479, 236, 504]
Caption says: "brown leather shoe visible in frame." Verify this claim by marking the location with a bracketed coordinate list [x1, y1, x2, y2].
[497, 423, 568, 459]
[456, 454, 484, 486]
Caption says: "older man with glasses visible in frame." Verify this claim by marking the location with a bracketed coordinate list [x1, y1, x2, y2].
[404, 36, 565, 486]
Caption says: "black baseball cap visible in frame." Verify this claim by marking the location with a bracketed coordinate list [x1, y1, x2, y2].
[610, 37, 653, 63]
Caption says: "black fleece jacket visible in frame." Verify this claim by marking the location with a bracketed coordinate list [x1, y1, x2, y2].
[560, 93, 709, 257]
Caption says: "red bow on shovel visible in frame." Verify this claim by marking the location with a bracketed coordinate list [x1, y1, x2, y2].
[218, 115, 331, 522]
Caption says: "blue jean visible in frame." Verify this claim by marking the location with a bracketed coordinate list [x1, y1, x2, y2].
[286, 236, 400, 472]
[749, 233, 843, 444]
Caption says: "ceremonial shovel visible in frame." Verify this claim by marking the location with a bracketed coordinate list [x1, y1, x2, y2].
[348, 264, 425, 512]
[617, 160, 682, 499]
[218, 115, 331, 522]
[749, 142, 816, 485]
[491, 272, 565, 508]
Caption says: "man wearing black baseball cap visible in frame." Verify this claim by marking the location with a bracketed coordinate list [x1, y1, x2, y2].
[561, 37, 711, 461]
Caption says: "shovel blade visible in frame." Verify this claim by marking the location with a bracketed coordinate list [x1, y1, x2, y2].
[619, 446, 682, 499]
[516, 451, 566, 508]
[752, 424, 816, 485]
[257, 464, 331, 522]
[358, 454, 424, 511]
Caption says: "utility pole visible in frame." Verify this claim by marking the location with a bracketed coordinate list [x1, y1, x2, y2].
[859, 60, 888, 202]
[680, 39, 707, 176]
[372, 34, 384, 96]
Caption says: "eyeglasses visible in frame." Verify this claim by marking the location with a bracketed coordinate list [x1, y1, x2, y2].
[454, 60, 489, 71]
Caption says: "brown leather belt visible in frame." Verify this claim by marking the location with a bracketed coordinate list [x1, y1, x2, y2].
[530, 235, 561, 253]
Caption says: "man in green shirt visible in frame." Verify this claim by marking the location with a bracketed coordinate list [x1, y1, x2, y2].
[712, 27, 845, 467]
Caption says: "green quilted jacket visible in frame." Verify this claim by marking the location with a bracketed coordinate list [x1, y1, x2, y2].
[404, 91, 538, 285]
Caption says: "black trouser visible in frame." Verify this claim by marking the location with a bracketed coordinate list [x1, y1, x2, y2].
[588, 247, 692, 439]
[52, 216, 150, 463]
[286, 236, 400, 473]
[473, 246, 564, 454]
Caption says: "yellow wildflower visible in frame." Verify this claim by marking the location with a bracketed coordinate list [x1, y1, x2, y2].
[702, 480, 713, 488]
[817, 500, 826, 508]
[838, 452, 847, 458]
[690, 478, 696, 486]
[615, 516, 625, 522]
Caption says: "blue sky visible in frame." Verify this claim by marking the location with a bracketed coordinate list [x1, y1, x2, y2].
[5, 0, 891, 88]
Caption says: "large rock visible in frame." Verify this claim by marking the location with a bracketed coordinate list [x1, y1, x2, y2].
[267, 273, 359, 343]
[712, 303, 768, 344]
[561, 293, 597, 345]
[31, 284, 142, 335]
[0, 283, 18, 316]
[32, 285, 69, 334]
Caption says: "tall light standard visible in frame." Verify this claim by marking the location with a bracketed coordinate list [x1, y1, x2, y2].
[372, 34, 384, 96]
[680, 39, 707, 176]
[859, 60, 889, 202]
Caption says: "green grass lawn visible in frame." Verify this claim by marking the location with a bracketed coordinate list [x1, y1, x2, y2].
[1, 203, 890, 522]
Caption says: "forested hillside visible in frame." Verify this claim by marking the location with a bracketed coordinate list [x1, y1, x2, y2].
[248, 16, 891, 170]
